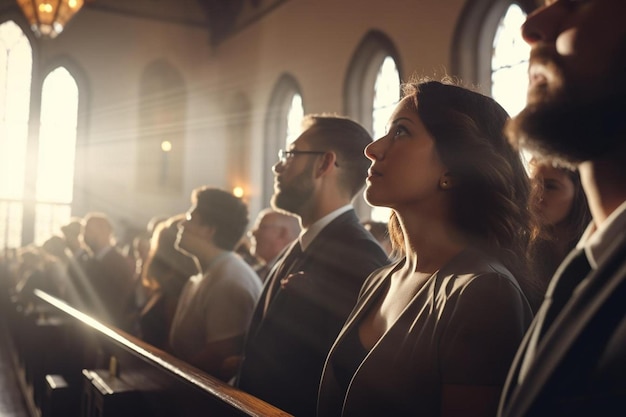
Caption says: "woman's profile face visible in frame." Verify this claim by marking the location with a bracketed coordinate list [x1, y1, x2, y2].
[531, 163, 576, 226]
[364, 96, 447, 211]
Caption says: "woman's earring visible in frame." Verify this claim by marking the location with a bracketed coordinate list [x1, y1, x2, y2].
[440, 180, 449, 189]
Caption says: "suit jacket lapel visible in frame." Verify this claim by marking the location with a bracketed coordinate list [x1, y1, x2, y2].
[263, 240, 303, 314]
[247, 240, 298, 337]
[498, 317, 540, 415]
[502, 230, 626, 417]
[304, 210, 356, 256]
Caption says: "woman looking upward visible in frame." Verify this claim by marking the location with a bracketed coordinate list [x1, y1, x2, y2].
[318, 79, 537, 417]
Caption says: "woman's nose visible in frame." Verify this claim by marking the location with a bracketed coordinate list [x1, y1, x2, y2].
[365, 136, 385, 161]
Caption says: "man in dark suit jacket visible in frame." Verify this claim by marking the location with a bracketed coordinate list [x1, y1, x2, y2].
[81, 212, 136, 331]
[498, 1, 626, 416]
[236, 114, 389, 417]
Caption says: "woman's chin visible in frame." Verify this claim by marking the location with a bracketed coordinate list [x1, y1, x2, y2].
[363, 190, 387, 208]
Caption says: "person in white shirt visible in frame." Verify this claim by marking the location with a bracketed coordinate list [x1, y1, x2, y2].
[169, 187, 261, 381]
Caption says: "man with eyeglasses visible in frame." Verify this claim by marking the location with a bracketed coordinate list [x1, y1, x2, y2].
[236, 114, 389, 417]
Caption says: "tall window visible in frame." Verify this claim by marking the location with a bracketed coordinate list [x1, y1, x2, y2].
[491, 4, 532, 168]
[453, 1, 533, 170]
[263, 74, 304, 205]
[0, 20, 82, 248]
[491, 4, 529, 117]
[372, 57, 400, 140]
[0, 20, 31, 248]
[370, 56, 400, 223]
[35, 67, 79, 244]
[344, 30, 401, 223]
[286, 93, 304, 145]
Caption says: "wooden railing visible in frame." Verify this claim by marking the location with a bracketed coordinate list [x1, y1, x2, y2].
[5, 289, 292, 417]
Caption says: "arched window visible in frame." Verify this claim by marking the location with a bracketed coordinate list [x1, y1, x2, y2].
[452, 0, 534, 96]
[0, 20, 32, 248]
[286, 93, 304, 145]
[491, 3, 530, 117]
[345, 30, 401, 222]
[34, 67, 79, 243]
[263, 74, 304, 205]
[453, 1, 534, 169]
[490, 3, 532, 169]
[372, 56, 401, 140]
[370, 56, 400, 223]
[1, 20, 84, 248]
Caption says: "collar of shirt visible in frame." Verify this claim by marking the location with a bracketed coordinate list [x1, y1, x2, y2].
[299, 204, 352, 251]
[94, 245, 113, 261]
[577, 199, 626, 269]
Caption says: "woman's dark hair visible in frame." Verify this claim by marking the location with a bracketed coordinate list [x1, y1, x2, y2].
[528, 164, 591, 298]
[529, 164, 591, 244]
[142, 214, 198, 296]
[388, 78, 541, 306]
[560, 169, 591, 241]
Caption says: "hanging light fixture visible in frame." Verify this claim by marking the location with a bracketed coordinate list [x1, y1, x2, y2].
[16, 0, 85, 38]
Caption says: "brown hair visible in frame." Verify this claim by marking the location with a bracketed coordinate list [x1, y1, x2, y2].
[192, 187, 249, 251]
[388, 79, 540, 303]
[301, 114, 373, 197]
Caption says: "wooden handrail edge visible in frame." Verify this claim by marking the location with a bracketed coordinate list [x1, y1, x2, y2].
[33, 289, 292, 417]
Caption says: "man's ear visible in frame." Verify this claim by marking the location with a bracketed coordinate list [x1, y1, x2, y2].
[201, 223, 217, 242]
[315, 151, 337, 177]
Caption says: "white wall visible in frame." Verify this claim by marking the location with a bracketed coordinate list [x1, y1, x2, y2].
[1, 0, 470, 234]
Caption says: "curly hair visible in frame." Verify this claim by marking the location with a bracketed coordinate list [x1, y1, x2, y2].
[188, 187, 249, 251]
[388, 79, 540, 305]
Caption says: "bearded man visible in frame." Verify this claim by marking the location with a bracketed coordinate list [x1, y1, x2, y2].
[499, 1, 626, 416]
[236, 115, 389, 417]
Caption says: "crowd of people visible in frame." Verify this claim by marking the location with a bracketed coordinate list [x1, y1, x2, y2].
[2, 1, 625, 416]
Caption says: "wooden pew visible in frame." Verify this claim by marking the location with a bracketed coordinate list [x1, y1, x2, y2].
[8, 289, 292, 417]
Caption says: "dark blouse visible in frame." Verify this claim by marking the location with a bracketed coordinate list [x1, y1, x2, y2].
[318, 248, 534, 417]
[330, 323, 369, 403]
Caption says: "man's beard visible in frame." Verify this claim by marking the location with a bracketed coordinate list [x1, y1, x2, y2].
[507, 46, 626, 168]
[271, 168, 314, 216]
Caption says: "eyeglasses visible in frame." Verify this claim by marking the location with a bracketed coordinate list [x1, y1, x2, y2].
[277, 149, 327, 165]
[277, 149, 338, 167]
